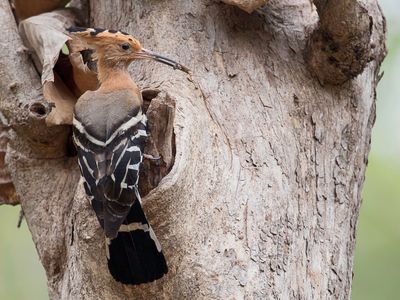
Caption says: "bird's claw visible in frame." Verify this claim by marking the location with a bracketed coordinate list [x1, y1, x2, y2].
[143, 154, 161, 161]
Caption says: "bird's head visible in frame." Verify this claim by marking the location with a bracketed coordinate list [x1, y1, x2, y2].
[67, 27, 190, 73]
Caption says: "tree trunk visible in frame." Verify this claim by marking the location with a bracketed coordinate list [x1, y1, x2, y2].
[0, 0, 386, 299]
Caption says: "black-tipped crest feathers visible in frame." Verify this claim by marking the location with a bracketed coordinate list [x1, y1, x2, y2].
[66, 26, 191, 73]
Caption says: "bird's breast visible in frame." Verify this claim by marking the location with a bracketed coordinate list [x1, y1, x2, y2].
[73, 89, 143, 146]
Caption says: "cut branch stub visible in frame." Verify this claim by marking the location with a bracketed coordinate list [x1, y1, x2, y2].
[306, 0, 372, 85]
[139, 90, 176, 197]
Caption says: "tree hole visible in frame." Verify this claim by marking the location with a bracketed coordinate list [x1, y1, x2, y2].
[29, 102, 49, 118]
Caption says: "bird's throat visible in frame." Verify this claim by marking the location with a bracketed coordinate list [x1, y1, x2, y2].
[97, 60, 138, 94]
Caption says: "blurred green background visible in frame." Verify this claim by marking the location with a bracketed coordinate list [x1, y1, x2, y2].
[351, 0, 400, 299]
[0, 1, 399, 299]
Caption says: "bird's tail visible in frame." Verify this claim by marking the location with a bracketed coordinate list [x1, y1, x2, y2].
[106, 198, 168, 284]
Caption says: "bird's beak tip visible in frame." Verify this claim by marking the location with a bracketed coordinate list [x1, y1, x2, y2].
[140, 48, 190, 74]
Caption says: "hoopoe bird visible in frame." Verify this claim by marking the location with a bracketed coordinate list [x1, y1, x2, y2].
[67, 27, 189, 284]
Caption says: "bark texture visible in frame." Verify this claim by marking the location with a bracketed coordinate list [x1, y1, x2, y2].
[0, 0, 386, 299]
[221, 0, 268, 13]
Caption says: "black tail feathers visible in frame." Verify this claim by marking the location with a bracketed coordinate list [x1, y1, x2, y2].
[106, 200, 168, 285]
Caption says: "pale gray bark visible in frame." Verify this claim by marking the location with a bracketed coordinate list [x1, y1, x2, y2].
[0, 0, 386, 299]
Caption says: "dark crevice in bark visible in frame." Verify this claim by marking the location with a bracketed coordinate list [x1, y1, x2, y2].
[66, 130, 77, 157]
[142, 88, 160, 113]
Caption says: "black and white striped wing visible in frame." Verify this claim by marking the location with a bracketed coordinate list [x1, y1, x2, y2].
[73, 115, 148, 238]
[101, 122, 148, 238]
[75, 142, 104, 223]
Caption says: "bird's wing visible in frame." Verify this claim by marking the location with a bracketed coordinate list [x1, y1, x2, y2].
[75, 141, 106, 227]
[101, 117, 148, 237]
[73, 107, 148, 238]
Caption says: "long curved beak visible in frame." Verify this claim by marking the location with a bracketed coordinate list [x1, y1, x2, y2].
[138, 48, 190, 74]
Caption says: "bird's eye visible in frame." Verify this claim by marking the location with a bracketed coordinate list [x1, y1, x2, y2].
[121, 43, 130, 50]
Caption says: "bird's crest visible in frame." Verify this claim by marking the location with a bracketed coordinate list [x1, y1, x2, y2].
[67, 27, 142, 51]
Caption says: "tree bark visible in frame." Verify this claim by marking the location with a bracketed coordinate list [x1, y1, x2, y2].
[0, 0, 386, 299]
